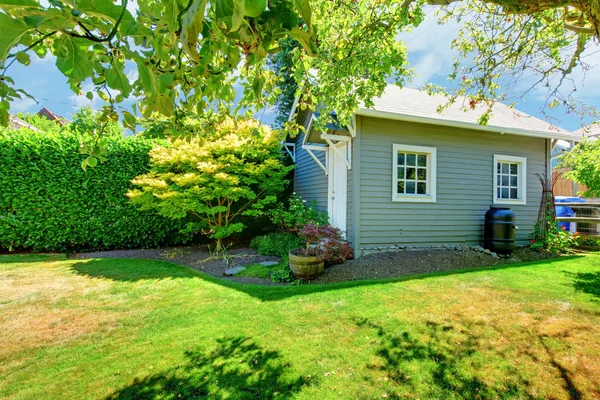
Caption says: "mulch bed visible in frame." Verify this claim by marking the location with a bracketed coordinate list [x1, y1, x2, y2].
[70, 244, 559, 285]
[311, 246, 557, 284]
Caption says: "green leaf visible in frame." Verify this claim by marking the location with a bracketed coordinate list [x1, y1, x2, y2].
[158, 72, 175, 89]
[164, 0, 179, 30]
[105, 64, 132, 98]
[252, 76, 263, 101]
[0, 13, 32, 63]
[53, 36, 94, 82]
[288, 27, 316, 56]
[122, 110, 136, 131]
[294, 0, 312, 31]
[23, 15, 46, 28]
[181, 0, 209, 60]
[214, 0, 245, 32]
[0, 0, 40, 9]
[76, 0, 135, 24]
[15, 51, 30, 66]
[86, 91, 93, 100]
[134, 59, 159, 96]
[86, 156, 98, 167]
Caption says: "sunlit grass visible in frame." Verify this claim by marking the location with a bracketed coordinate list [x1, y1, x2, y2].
[1, 253, 599, 399]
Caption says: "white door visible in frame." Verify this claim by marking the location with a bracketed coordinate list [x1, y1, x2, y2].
[328, 143, 347, 234]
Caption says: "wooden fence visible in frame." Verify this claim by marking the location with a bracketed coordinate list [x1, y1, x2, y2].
[553, 168, 588, 197]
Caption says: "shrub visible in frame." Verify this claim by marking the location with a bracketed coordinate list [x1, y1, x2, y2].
[250, 233, 303, 259]
[127, 118, 293, 251]
[298, 223, 354, 265]
[0, 129, 187, 252]
[268, 193, 328, 232]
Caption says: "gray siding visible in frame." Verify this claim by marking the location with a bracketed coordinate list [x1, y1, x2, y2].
[293, 121, 328, 213]
[357, 116, 546, 249]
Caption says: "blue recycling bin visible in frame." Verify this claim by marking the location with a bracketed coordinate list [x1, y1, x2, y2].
[555, 196, 586, 231]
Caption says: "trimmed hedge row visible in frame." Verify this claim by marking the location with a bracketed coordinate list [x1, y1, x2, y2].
[0, 130, 188, 251]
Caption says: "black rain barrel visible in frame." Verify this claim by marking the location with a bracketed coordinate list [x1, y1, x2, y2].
[484, 206, 516, 254]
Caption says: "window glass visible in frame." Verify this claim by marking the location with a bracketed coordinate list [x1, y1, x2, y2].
[394, 145, 436, 202]
[495, 158, 524, 201]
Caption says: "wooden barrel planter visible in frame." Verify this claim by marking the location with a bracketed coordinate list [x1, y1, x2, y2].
[288, 248, 324, 279]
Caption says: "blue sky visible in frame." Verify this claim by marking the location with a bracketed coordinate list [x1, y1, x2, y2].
[8, 10, 600, 132]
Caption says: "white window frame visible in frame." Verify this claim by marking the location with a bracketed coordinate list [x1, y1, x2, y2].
[392, 144, 437, 203]
[493, 154, 527, 205]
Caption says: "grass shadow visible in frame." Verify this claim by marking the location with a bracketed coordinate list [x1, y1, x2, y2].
[11, 254, 588, 302]
[0, 254, 67, 264]
[354, 318, 529, 398]
[69, 259, 198, 281]
[354, 316, 588, 399]
[106, 336, 312, 399]
[564, 270, 600, 299]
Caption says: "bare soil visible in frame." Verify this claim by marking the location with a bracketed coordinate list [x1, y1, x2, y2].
[71, 245, 557, 285]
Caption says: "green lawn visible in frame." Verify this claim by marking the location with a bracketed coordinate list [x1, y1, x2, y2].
[1, 253, 599, 399]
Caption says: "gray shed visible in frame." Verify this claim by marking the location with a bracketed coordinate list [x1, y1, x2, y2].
[289, 86, 577, 257]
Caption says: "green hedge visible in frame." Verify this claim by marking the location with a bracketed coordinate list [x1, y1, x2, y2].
[0, 129, 188, 251]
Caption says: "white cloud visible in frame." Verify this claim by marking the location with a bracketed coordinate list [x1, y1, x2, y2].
[398, 11, 462, 88]
[31, 53, 56, 66]
[10, 97, 38, 113]
[126, 69, 139, 84]
[69, 83, 104, 111]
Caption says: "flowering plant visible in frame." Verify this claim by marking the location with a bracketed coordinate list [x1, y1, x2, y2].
[530, 220, 582, 254]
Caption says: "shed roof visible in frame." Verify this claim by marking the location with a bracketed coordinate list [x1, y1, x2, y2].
[357, 86, 575, 141]
[574, 124, 600, 141]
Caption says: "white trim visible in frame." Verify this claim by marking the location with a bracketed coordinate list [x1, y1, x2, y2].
[357, 109, 575, 141]
[302, 114, 318, 145]
[392, 144, 437, 203]
[284, 142, 296, 162]
[322, 135, 352, 170]
[302, 144, 327, 174]
[321, 133, 351, 142]
[493, 154, 527, 206]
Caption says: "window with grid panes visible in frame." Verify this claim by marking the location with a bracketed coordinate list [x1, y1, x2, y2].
[392, 144, 437, 203]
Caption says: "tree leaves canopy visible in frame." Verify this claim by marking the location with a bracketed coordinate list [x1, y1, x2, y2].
[1, 0, 598, 135]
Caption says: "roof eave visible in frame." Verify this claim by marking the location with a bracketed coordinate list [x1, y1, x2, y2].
[356, 109, 576, 141]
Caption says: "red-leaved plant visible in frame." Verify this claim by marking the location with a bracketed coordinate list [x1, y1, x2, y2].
[296, 223, 354, 265]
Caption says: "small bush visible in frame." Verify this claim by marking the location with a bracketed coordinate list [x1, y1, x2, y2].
[298, 223, 354, 265]
[250, 233, 303, 259]
[270, 265, 301, 284]
[268, 194, 328, 232]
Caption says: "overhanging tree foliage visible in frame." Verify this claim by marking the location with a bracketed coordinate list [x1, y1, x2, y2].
[1, 0, 598, 145]
[560, 139, 600, 198]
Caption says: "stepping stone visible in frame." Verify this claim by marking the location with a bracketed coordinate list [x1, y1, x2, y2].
[259, 261, 280, 267]
[223, 266, 246, 276]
